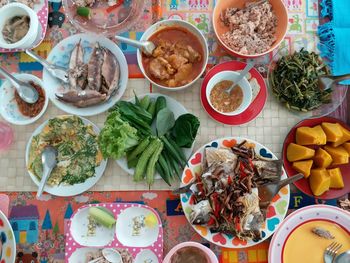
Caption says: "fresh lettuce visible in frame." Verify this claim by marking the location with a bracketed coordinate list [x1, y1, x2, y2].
[98, 111, 139, 159]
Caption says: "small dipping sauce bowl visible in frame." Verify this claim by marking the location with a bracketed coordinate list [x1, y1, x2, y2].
[163, 241, 218, 263]
[206, 70, 252, 116]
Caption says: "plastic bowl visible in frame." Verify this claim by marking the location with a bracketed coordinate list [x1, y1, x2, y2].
[63, 0, 145, 36]
[163, 242, 218, 263]
[0, 3, 39, 49]
[0, 73, 48, 125]
[137, 19, 209, 91]
[212, 0, 288, 58]
[206, 70, 252, 116]
[267, 43, 348, 119]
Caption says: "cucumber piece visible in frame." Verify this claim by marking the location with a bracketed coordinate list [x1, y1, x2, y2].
[77, 7, 90, 17]
[140, 96, 151, 110]
[88, 207, 116, 228]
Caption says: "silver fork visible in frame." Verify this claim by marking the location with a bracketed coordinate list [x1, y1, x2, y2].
[324, 242, 342, 263]
[25, 49, 69, 84]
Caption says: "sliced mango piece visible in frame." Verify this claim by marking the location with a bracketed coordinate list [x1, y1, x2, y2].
[292, 160, 313, 178]
[314, 148, 333, 168]
[287, 143, 315, 162]
[321, 122, 343, 142]
[327, 167, 344, 189]
[309, 168, 330, 196]
[296, 125, 327, 145]
[331, 125, 350, 147]
[343, 142, 350, 155]
[324, 145, 349, 166]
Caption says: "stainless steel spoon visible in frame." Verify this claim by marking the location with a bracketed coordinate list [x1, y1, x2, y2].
[115, 35, 156, 56]
[334, 250, 350, 263]
[88, 248, 122, 263]
[36, 146, 57, 199]
[225, 60, 255, 95]
[0, 67, 39, 104]
[25, 49, 69, 84]
[318, 73, 350, 91]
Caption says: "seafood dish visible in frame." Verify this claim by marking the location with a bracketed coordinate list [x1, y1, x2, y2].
[84, 249, 133, 263]
[177, 141, 282, 241]
[2, 15, 30, 44]
[27, 115, 103, 186]
[56, 40, 120, 108]
[220, 1, 277, 55]
[142, 26, 204, 88]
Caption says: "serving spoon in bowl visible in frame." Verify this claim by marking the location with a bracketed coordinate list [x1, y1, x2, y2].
[0, 66, 39, 104]
[318, 73, 350, 91]
[224, 59, 255, 95]
[36, 146, 57, 199]
[115, 35, 156, 56]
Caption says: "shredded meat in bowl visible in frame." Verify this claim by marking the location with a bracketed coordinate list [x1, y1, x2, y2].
[220, 1, 277, 55]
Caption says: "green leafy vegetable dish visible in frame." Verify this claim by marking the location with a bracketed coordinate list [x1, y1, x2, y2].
[28, 116, 103, 186]
[269, 49, 331, 112]
[99, 94, 200, 187]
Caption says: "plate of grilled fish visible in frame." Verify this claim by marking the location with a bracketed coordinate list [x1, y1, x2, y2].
[43, 33, 128, 116]
[177, 137, 290, 248]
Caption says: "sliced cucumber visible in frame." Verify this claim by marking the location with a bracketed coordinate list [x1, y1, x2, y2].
[88, 207, 116, 228]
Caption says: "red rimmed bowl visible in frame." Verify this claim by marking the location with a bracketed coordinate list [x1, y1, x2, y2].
[213, 0, 288, 58]
[282, 116, 350, 200]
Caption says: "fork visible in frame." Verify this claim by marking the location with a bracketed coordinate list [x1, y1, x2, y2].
[324, 242, 343, 263]
[25, 49, 69, 84]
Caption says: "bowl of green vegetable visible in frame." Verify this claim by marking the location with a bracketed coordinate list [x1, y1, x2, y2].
[268, 42, 348, 119]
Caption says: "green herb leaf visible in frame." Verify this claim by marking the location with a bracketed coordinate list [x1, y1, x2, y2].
[156, 108, 175, 136]
[172, 113, 200, 148]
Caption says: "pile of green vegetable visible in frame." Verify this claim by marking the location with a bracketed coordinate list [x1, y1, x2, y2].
[269, 49, 332, 112]
[98, 94, 200, 187]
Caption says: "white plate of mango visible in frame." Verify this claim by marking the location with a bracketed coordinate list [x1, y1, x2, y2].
[283, 117, 350, 199]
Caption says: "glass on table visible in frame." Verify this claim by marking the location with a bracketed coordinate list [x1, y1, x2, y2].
[0, 121, 13, 151]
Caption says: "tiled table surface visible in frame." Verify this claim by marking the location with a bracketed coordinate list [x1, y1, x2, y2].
[0, 78, 312, 191]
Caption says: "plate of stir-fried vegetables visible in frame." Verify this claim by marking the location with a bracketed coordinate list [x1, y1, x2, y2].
[178, 137, 290, 248]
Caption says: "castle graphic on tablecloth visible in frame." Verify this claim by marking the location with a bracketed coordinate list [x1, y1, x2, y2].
[9, 205, 39, 245]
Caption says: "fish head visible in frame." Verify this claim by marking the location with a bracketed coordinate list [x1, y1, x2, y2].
[189, 200, 212, 225]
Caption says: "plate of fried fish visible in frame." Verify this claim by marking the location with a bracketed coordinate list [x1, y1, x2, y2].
[178, 137, 290, 248]
[43, 33, 128, 116]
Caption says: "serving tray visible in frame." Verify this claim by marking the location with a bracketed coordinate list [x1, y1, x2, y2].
[65, 202, 164, 263]
[0, 0, 48, 53]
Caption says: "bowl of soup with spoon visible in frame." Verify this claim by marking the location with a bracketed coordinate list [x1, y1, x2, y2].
[163, 241, 218, 263]
[137, 19, 209, 91]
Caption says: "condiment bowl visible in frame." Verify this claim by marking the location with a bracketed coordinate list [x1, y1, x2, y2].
[206, 70, 252, 116]
[163, 242, 218, 263]
[136, 19, 209, 91]
[212, 0, 288, 58]
[0, 3, 40, 49]
[0, 73, 48, 125]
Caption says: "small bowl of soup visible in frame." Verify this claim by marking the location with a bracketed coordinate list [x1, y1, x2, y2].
[206, 71, 252, 116]
[163, 241, 218, 263]
[137, 19, 209, 91]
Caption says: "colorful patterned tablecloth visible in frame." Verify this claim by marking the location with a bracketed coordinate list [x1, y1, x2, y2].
[0, 191, 346, 263]
[0, 0, 348, 192]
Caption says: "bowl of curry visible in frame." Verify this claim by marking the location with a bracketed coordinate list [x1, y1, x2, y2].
[137, 19, 209, 91]
[206, 71, 252, 116]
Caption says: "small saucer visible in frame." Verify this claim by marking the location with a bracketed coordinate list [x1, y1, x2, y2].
[200, 61, 267, 125]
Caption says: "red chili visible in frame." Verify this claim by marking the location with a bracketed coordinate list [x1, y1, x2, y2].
[234, 217, 241, 232]
[207, 216, 216, 226]
[227, 175, 232, 185]
[239, 162, 247, 178]
[106, 0, 124, 13]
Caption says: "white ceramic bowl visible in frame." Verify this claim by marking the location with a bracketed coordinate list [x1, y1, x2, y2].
[0, 73, 48, 125]
[206, 71, 252, 116]
[0, 3, 39, 49]
[137, 19, 209, 91]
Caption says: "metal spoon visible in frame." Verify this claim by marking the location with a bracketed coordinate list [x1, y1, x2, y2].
[102, 248, 122, 263]
[25, 49, 69, 84]
[334, 250, 350, 263]
[318, 73, 350, 90]
[115, 35, 156, 56]
[36, 146, 57, 199]
[0, 67, 39, 104]
[258, 173, 304, 207]
[225, 60, 255, 95]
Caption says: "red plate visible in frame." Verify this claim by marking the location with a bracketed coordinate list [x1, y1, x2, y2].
[283, 116, 350, 199]
[200, 61, 267, 125]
